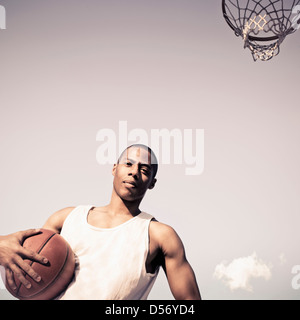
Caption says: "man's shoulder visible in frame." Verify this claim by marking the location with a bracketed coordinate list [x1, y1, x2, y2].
[149, 219, 175, 232]
[53, 206, 77, 220]
[149, 219, 180, 244]
[149, 219, 185, 258]
[43, 207, 76, 233]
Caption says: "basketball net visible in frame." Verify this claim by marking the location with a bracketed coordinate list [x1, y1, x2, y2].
[222, 0, 300, 62]
[242, 15, 283, 61]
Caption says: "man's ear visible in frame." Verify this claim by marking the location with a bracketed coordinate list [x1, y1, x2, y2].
[112, 163, 117, 176]
[148, 178, 157, 190]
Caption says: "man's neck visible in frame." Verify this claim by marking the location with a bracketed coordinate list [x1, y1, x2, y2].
[107, 189, 141, 217]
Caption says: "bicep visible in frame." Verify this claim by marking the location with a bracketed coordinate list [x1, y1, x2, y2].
[161, 227, 201, 300]
[165, 259, 201, 300]
[43, 207, 75, 234]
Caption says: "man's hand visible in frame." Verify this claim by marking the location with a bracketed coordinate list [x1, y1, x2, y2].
[0, 229, 48, 291]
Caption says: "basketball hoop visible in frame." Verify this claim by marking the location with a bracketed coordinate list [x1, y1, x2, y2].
[222, 0, 300, 61]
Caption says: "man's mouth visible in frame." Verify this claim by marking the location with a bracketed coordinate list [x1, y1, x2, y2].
[123, 180, 137, 188]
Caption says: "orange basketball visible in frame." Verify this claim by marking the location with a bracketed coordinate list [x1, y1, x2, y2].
[5, 229, 75, 300]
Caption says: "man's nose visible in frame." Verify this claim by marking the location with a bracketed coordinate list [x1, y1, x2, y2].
[128, 164, 139, 178]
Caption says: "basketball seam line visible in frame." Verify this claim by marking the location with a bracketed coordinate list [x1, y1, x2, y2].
[21, 246, 71, 300]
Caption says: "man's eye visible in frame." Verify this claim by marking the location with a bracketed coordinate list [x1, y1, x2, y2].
[141, 168, 150, 175]
[125, 162, 132, 166]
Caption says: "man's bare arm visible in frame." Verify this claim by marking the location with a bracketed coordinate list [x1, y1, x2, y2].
[0, 207, 74, 290]
[43, 207, 75, 233]
[153, 223, 201, 300]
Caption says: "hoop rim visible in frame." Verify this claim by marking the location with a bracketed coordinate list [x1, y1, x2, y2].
[222, 0, 295, 42]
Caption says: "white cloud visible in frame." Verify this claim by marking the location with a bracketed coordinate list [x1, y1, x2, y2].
[213, 252, 272, 292]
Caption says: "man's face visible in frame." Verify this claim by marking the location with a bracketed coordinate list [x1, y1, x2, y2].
[112, 146, 157, 202]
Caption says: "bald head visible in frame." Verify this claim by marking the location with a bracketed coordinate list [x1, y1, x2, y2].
[117, 144, 158, 178]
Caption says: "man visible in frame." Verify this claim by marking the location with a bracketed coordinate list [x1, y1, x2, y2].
[0, 144, 201, 299]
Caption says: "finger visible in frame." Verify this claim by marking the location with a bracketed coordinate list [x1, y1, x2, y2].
[13, 255, 41, 283]
[5, 268, 17, 291]
[9, 264, 32, 289]
[18, 247, 48, 265]
[16, 228, 41, 243]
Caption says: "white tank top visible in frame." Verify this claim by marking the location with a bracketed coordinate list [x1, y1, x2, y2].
[58, 205, 159, 300]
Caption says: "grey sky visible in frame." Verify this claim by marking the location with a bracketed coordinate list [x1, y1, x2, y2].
[0, 0, 299, 300]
